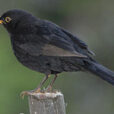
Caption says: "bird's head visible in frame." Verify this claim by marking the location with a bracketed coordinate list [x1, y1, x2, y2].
[0, 9, 37, 34]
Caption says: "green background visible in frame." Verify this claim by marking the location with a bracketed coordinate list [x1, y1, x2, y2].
[0, 0, 114, 114]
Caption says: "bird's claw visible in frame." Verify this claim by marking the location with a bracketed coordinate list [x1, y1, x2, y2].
[20, 91, 31, 99]
[34, 88, 41, 93]
[46, 86, 52, 92]
[20, 88, 42, 99]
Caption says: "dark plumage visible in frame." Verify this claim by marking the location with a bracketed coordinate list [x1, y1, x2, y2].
[0, 9, 114, 93]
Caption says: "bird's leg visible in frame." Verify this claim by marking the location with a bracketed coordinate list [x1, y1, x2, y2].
[46, 74, 58, 92]
[20, 74, 50, 98]
[34, 74, 50, 93]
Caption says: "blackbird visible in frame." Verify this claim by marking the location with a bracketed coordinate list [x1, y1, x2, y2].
[0, 9, 114, 94]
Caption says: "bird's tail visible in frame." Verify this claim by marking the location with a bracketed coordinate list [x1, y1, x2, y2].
[83, 60, 114, 85]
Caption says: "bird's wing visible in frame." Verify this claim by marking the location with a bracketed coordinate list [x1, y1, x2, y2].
[37, 20, 94, 57]
[18, 20, 93, 58]
[60, 28, 95, 55]
[19, 42, 87, 57]
[18, 43, 42, 56]
[42, 44, 87, 57]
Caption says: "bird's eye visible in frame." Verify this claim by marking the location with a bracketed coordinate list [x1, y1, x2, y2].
[5, 17, 12, 23]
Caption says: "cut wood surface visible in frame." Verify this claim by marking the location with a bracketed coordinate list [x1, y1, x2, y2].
[28, 91, 66, 114]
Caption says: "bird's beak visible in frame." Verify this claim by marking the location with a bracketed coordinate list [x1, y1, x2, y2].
[0, 20, 3, 24]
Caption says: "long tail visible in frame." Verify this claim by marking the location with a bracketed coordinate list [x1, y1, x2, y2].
[83, 60, 114, 85]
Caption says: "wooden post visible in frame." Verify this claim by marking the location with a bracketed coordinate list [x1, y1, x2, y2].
[28, 91, 66, 114]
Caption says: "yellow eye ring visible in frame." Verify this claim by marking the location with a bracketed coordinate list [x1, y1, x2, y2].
[5, 17, 12, 23]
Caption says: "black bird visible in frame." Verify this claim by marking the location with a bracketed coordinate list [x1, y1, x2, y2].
[0, 9, 114, 94]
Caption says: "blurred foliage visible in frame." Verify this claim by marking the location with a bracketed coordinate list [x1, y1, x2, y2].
[0, 0, 114, 114]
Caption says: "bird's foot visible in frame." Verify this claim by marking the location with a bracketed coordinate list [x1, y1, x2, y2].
[20, 88, 41, 99]
[46, 86, 52, 92]
[20, 91, 31, 99]
[34, 88, 41, 93]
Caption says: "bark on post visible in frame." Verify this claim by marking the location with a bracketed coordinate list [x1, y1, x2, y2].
[28, 91, 66, 114]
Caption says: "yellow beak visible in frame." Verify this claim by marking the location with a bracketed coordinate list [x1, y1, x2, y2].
[0, 20, 3, 24]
